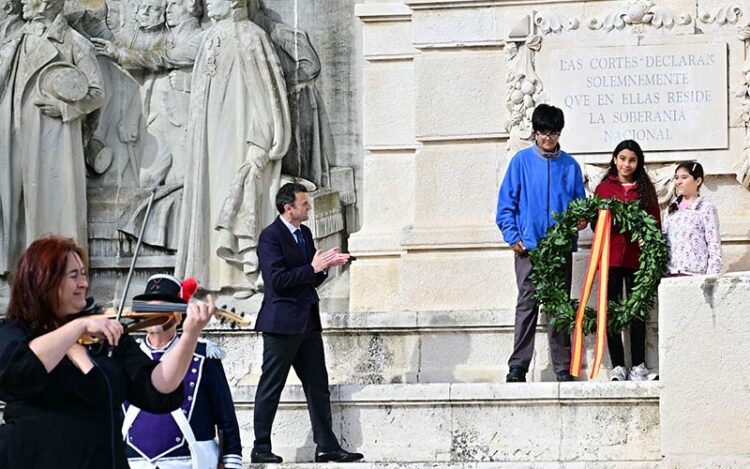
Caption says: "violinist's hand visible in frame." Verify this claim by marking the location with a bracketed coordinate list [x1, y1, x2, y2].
[182, 294, 214, 338]
[80, 317, 124, 347]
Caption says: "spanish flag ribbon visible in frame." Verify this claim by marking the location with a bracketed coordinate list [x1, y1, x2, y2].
[570, 209, 612, 379]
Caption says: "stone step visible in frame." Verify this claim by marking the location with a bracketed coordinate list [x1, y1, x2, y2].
[245, 463, 658, 468]
[232, 382, 659, 464]
[204, 309, 659, 386]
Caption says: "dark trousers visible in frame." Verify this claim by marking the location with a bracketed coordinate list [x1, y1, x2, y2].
[606, 267, 646, 368]
[508, 253, 573, 374]
[253, 318, 340, 453]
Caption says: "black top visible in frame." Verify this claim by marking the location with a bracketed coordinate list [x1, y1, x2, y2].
[0, 320, 184, 468]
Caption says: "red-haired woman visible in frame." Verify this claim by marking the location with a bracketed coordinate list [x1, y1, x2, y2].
[0, 236, 214, 468]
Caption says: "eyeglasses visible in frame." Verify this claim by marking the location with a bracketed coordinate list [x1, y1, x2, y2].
[536, 131, 561, 139]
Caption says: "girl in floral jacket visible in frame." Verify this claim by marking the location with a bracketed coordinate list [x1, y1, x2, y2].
[663, 162, 722, 276]
[594, 140, 660, 382]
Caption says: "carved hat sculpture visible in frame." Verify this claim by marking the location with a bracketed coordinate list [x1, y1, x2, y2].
[36, 62, 89, 103]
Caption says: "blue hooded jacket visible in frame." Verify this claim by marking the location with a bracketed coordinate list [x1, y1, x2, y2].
[496, 144, 586, 251]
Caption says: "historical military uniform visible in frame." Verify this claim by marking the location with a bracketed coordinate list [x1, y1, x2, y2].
[124, 335, 242, 469]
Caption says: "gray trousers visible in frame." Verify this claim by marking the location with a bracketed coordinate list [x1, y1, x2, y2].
[508, 252, 572, 374]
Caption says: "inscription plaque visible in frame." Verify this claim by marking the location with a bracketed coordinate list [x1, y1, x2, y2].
[537, 42, 728, 153]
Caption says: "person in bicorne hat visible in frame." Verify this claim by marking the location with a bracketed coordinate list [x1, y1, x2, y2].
[124, 274, 242, 469]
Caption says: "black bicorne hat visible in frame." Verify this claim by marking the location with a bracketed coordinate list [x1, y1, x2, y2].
[133, 274, 187, 304]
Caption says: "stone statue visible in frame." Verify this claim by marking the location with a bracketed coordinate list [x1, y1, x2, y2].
[116, 0, 206, 251]
[174, 0, 290, 296]
[0, 0, 104, 274]
[251, 2, 333, 189]
[138, 0, 204, 186]
[89, 0, 174, 187]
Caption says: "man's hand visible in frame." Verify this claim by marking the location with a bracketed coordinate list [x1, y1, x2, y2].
[91, 38, 120, 60]
[511, 240, 527, 256]
[311, 247, 351, 272]
[33, 99, 62, 118]
[326, 247, 350, 267]
[246, 145, 269, 171]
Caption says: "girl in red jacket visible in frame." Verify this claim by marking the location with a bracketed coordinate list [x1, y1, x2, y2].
[594, 140, 660, 381]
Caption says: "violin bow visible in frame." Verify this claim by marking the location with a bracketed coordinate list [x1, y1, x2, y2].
[111, 187, 158, 354]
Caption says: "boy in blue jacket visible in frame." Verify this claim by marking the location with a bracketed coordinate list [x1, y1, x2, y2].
[496, 104, 586, 382]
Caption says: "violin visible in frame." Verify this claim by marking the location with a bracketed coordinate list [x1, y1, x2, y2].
[73, 299, 251, 346]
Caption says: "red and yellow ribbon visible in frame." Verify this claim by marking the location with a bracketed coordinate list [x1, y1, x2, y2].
[570, 209, 612, 379]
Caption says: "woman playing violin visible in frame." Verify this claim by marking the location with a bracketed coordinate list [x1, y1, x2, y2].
[0, 236, 214, 468]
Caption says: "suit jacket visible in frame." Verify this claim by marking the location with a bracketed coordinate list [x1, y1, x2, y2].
[255, 216, 327, 334]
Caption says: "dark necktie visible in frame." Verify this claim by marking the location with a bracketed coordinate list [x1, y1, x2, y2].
[294, 228, 308, 261]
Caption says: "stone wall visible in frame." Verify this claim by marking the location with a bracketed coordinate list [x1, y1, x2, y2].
[351, 0, 750, 315]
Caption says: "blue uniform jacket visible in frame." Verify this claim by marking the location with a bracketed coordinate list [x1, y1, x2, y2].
[496, 144, 586, 251]
[125, 339, 242, 468]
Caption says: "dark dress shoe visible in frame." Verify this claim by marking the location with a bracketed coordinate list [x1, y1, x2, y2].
[556, 370, 574, 382]
[506, 365, 526, 382]
[314, 449, 364, 463]
[250, 448, 283, 463]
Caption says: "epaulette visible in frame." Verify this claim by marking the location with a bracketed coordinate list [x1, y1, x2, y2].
[197, 338, 226, 359]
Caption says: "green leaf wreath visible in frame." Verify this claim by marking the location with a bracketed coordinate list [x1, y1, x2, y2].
[529, 196, 668, 335]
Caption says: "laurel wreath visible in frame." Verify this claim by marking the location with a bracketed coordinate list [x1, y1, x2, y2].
[529, 196, 668, 335]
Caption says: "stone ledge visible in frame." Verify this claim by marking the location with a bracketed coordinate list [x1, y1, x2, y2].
[405, 0, 582, 10]
[356, 3, 413, 21]
[232, 382, 659, 406]
[232, 382, 659, 463]
[89, 255, 176, 269]
[248, 463, 659, 468]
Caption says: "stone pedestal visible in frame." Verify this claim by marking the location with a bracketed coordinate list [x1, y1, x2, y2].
[659, 273, 750, 467]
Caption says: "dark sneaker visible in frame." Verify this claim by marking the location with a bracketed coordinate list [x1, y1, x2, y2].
[556, 370, 574, 382]
[506, 365, 527, 382]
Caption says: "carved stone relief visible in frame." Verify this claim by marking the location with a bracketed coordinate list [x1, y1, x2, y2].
[0, 0, 352, 297]
[586, 0, 691, 32]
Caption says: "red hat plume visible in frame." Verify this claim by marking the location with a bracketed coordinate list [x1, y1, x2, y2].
[180, 278, 198, 302]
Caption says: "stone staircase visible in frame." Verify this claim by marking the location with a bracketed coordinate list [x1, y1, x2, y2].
[199, 301, 661, 466]
[204, 307, 658, 387]
[232, 382, 659, 465]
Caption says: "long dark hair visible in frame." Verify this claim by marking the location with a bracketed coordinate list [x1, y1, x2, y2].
[668, 161, 705, 214]
[602, 139, 658, 210]
[7, 236, 88, 334]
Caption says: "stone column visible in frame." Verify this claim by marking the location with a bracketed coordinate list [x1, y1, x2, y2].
[350, 2, 416, 312]
[352, 1, 515, 314]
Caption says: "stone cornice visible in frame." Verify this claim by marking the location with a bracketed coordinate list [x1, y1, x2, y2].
[405, 0, 595, 10]
[355, 3, 412, 22]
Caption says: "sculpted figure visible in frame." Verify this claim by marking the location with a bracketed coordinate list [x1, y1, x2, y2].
[0, 0, 104, 274]
[115, 0, 206, 251]
[174, 0, 290, 296]
[138, 0, 204, 186]
[251, 3, 332, 188]
[88, 0, 170, 187]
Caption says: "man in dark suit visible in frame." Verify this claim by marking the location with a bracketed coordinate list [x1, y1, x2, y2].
[251, 183, 363, 464]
